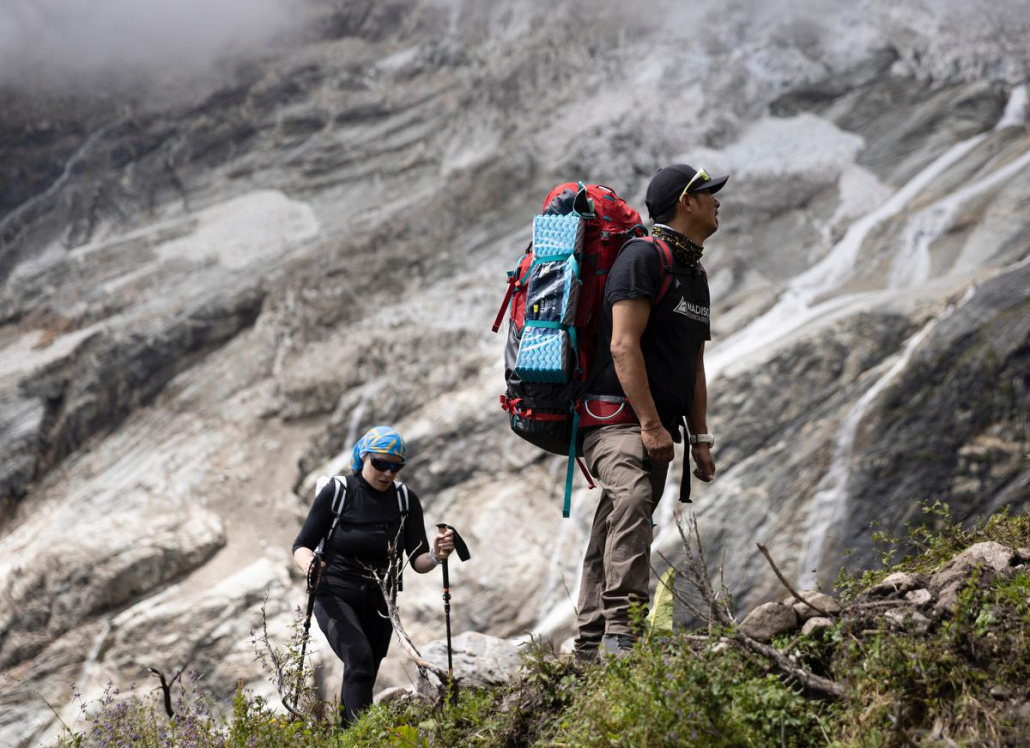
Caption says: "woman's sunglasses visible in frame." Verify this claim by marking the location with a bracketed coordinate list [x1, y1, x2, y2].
[370, 456, 406, 473]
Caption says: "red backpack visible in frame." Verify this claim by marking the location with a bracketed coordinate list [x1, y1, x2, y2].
[492, 182, 674, 516]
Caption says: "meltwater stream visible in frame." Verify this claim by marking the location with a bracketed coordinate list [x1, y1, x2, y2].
[707, 131, 988, 379]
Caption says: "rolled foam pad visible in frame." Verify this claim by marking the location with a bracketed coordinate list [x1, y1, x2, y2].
[514, 326, 569, 384]
[533, 214, 584, 259]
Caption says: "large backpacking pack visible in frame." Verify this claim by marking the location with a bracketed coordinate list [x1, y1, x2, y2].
[313, 475, 410, 595]
[493, 182, 675, 517]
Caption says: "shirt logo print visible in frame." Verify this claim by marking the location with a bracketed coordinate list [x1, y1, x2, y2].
[673, 297, 710, 323]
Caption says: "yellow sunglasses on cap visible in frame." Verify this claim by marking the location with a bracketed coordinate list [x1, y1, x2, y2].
[679, 167, 711, 201]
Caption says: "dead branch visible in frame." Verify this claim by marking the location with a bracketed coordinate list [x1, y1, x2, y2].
[756, 543, 832, 617]
[676, 513, 845, 700]
[368, 535, 454, 692]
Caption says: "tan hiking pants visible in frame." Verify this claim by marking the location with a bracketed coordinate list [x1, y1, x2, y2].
[574, 422, 668, 649]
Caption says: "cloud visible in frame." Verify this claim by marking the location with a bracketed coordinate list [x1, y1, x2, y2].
[0, 0, 311, 92]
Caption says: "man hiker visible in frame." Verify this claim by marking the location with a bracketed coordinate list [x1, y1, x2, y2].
[575, 163, 726, 660]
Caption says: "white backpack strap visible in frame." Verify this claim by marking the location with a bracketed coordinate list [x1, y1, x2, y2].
[316, 476, 348, 555]
[393, 480, 409, 514]
[330, 475, 348, 516]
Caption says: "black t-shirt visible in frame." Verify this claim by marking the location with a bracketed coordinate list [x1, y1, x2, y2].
[293, 473, 430, 595]
[590, 237, 711, 424]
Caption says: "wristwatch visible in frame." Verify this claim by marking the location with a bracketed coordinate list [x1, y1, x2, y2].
[689, 433, 715, 447]
[428, 549, 443, 565]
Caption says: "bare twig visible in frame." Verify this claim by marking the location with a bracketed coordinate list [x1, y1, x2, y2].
[145, 664, 186, 718]
[254, 592, 308, 720]
[718, 548, 732, 620]
[756, 543, 831, 618]
[368, 536, 453, 693]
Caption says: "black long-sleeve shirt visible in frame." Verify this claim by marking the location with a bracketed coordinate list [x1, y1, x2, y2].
[293, 473, 430, 595]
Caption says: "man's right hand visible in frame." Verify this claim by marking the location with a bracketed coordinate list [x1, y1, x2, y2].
[641, 425, 675, 463]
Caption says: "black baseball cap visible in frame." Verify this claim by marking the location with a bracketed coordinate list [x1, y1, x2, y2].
[645, 164, 729, 220]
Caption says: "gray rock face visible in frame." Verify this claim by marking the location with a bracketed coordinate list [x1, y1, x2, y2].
[843, 263, 1030, 563]
[0, 396, 43, 510]
[740, 603, 799, 642]
[0, 503, 226, 669]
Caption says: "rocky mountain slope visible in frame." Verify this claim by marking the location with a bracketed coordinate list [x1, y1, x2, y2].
[1, 0, 1028, 744]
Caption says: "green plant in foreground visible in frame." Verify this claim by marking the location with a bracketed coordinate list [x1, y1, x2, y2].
[552, 637, 833, 747]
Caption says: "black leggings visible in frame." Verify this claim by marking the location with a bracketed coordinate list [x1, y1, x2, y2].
[314, 583, 393, 725]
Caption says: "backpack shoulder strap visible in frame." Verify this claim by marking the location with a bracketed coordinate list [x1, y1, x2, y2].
[646, 236, 675, 304]
[393, 480, 409, 516]
[315, 475, 348, 554]
[330, 475, 349, 516]
[391, 480, 410, 596]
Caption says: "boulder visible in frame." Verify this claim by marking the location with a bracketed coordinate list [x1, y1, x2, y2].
[801, 617, 835, 636]
[740, 603, 799, 642]
[790, 591, 842, 621]
[374, 687, 427, 705]
[904, 589, 933, 607]
[421, 632, 522, 688]
[884, 609, 931, 635]
[866, 572, 928, 598]
[931, 542, 1016, 614]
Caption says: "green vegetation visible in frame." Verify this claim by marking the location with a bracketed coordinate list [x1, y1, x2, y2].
[835, 501, 1030, 599]
[56, 504, 1030, 746]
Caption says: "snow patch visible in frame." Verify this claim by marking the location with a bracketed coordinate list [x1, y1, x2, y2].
[156, 190, 320, 269]
[994, 82, 1028, 130]
[686, 114, 865, 178]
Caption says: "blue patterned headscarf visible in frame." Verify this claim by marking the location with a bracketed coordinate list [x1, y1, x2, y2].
[350, 426, 407, 472]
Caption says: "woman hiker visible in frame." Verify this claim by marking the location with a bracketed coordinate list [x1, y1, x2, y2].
[292, 425, 454, 726]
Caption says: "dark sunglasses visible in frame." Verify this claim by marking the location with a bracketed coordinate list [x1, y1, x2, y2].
[370, 456, 406, 473]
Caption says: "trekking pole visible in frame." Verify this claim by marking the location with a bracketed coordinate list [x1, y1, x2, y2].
[434, 523, 471, 706]
[294, 550, 323, 706]
[291, 476, 347, 712]
[441, 557, 455, 701]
